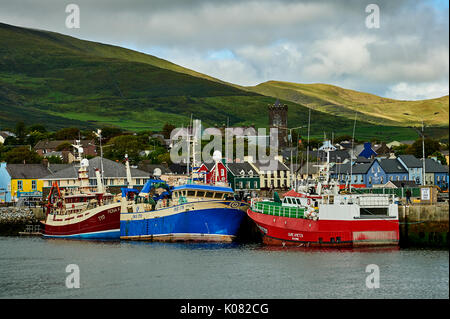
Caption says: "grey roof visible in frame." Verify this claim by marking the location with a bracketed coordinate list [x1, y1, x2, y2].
[398, 155, 422, 168]
[379, 159, 407, 174]
[297, 162, 320, 174]
[330, 161, 375, 175]
[138, 162, 172, 174]
[48, 164, 74, 173]
[226, 162, 258, 176]
[355, 156, 371, 163]
[34, 139, 95, 150]
[423, 158, 449, 173]
[252, 159, 289, 171]
[42, 157, 150, 179]
[6, 164, 50, 179]
[303, 150, 350, 163]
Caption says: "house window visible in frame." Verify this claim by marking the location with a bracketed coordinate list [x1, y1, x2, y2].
[381, 176, 383, 183]
[369, 176, 372, 184]
[403, 176, 407, 181]
[396, 176, 400, 181]
[246, 181, 250, 189]
[32, 180, 37, 191]
[136, 179, 141, 185]
[17, 180, 23, 190]
[389, 176, 393, 181]
[239, 182, 243, 189]
[221, 169, 225, 176]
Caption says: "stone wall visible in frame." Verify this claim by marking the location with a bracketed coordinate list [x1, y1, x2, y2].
[399, 203, 449, 248]
[0, 207, 40, 236]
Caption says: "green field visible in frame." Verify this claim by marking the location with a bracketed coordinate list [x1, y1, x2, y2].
[0, 22, 448, 141]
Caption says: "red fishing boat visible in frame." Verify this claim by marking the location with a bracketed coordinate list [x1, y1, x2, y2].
[42, 158, 121, 239]
[247, 189, 399, 247]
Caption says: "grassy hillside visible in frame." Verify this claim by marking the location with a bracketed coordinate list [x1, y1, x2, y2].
[0, 22, 445, 142]
[245, 81, 449, 127]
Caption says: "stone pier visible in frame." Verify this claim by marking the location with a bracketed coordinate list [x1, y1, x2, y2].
[399, 203, 449, 248]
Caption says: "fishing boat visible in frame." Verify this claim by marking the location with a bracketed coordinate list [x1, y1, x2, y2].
[42, 158, 121, 239]
[120, 181, 248, 242]
[120, 136, 249, 242]
[247, 189, 399, 247]
[42, 136, 122, 239]
[248, 123, 400, 247]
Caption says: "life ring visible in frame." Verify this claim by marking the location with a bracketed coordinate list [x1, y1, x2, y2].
[307, 198, 311, 205]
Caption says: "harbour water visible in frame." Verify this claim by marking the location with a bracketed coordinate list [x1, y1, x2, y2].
[0, 237, 448, 299]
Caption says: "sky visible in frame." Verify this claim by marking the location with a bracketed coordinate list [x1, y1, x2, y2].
[0, 0, 448, 100]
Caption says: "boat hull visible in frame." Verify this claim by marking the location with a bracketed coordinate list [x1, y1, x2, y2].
[121, 201, 248, 242]
[247, 208, 399, 247]
[42, 204, 121, 239]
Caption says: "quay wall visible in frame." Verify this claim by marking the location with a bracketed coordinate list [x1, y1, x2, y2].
[0, 207, 40, 236]
[399, 204, 449, 248]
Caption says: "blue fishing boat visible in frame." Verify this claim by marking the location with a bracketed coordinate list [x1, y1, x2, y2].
[120, 180, 249, 242]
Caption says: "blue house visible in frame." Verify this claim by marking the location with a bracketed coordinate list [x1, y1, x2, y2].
[397, 155, 423, 185]
[0, 162, 11, 202]
[358, 142, 377, 159]
[423, 158, 449, 189]
[378, 158, 409, 183]
[330, 159, 387, 188]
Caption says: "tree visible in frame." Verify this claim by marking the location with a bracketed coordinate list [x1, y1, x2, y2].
[46, 155, 63, 164]
[406, 138, 440, 158]
[104, 135, 141, 163]
[28, 124, 47, 133]
[54, 127, 80, 140]
[162, 123, 176, 139]
[4, 146, 42, 164]
[15, 121, 26, 141]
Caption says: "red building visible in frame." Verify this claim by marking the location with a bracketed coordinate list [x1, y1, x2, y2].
[196, 162, 228, 184]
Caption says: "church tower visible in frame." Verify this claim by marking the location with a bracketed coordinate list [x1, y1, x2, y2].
[268, 99, 288, 148]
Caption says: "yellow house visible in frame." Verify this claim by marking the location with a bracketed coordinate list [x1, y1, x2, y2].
[2, 164, 50, 204]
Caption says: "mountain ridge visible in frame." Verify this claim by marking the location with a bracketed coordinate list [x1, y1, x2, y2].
[0, 22, 448, 141]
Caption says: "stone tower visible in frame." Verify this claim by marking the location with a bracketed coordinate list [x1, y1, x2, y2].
[268, 99, 288, 148]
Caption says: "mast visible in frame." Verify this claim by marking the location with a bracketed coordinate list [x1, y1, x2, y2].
[350, 113, 357, 193]
[306, 109, 311, 182]
[125, 154, 132, 187]
[422, 120, 426, 185]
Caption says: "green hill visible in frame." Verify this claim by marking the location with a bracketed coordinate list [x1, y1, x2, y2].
[0, 22, 447, 141]
[245, 81, 449, 127]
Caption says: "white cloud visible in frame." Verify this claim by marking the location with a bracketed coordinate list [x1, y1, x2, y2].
[384, 82, 449, 100]
[0, 0, 448, 99]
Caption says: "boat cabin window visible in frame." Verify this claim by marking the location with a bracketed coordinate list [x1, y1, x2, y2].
[187, 191, 196, 197]
[196, 191, 205, 197]
[214, 192, 223, 199]
[205, 192, 214, 198]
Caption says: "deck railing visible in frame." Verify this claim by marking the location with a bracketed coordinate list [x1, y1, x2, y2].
[252, 201, 306, 219]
